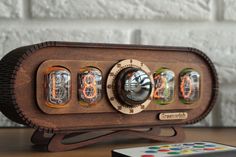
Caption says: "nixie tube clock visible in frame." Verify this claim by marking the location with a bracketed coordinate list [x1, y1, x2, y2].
[0, 42, 218, 152]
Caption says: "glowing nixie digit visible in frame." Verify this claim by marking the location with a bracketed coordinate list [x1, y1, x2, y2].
[179, 68, 200, 104]
[82, 74, 97, 99]
[78, 67, 102, 106]
[46, 67, 71, 107]
[153, 68, 175, 105]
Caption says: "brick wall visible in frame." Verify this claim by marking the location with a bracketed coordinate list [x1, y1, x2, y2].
[0, 0, 235, 127]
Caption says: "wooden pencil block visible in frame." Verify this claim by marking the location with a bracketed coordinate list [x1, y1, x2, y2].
[0, 42, 218, 151]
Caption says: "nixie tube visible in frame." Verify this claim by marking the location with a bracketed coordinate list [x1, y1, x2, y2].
[45, 67, 71, 108]
[179, 68, 200, 104]
[78, 67, 102, 107]
[153, 68, 175, 105]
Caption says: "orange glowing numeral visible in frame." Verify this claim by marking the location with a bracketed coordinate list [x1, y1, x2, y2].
[179, 68, 200, 104]
[82, 73, 97, 99]
[78, 67, 102, 106]
[180, 75, 192, 99]
[153, 68, 175, 105]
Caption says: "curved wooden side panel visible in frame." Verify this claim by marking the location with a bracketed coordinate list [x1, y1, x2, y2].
[0, 42, 218, 133]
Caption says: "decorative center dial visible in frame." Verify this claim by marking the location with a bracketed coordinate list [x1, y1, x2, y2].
[115, 68, 152, 107]
[106, 59, 154, 114]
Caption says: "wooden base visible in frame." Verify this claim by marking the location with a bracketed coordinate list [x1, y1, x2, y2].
[31, 126, 185, 152]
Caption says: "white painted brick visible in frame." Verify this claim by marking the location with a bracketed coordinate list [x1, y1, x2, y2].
[0, 0, 22, 18]
[217, 89, 236, 126]
[141, 28, 236, 85]
[0, 113, 23, 127]
[31, 0, 212, 20]
[216, 65, 236, 86]
[0, 28, 130, 57]
[223, 0, 236, 21]
[191, 113, 213, 127]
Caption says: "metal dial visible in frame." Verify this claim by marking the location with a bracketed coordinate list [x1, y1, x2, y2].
[115, 67, 152, 107]
[106, 59, 154, 114]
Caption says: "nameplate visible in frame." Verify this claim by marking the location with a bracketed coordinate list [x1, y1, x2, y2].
[159, 112, 188, 120]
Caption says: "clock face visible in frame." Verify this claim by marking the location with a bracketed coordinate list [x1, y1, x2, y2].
[40, 59, 201, 116]
[42, 59, 202, 115]
[106, 59, 154, 114]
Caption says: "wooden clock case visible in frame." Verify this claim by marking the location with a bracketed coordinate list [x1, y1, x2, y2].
[0, 42, 218, 151]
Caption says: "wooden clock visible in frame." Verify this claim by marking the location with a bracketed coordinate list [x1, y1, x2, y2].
[0, 42, 218, 151]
